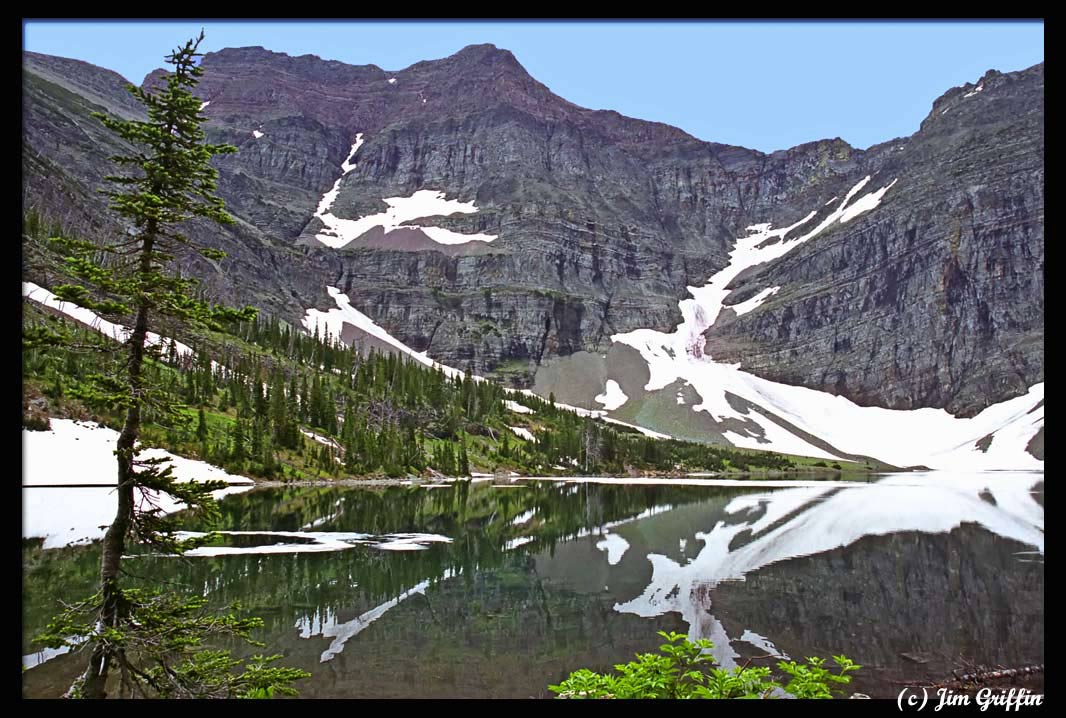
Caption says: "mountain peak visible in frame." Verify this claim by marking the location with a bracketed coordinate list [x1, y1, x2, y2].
[450, 43, 517, 63]
[453, 42, 504, 54]
[921, 61, 1043, 134]
[394, 43, 524, 79]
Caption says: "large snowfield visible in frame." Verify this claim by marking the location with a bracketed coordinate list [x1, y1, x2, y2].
[609, 176, 1043, 470]
[23, 420, 254, 549]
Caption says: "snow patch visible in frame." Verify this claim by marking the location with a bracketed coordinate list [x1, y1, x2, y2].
[199, 100, 210, 110]
[23, 420, 253, 549]
[375, 532, 453, 551]
[301, 513, 338, 530]
[172, 530, 451, 556]
[838, 178, 897, 224]
[963, 84, 984, 98]
[730, 287, 780, 316]
[315, 188, 497, 248]
[313, 135, 366, 219]
[505, 400, 534, 414]
[374, 541, 429, 551]
[300, 428, 341, 449]
[24, 282, 197, 362]
[252, 130, 263, 139]
[387, 78, 397, 84]
[303, 287, 448, 374]
[509, 426, 535, 441]
[175, 531, 367, 556]
[603, 416, 671, 439]
[22, 645, 72, 671]
[302, 290, 676, 441]
[594, 379, 629, 411]
[595, 532, 630, 565]
[572, 503, 676, 541]
[341, 134, 364, 174]
[308, 139, 494, 249]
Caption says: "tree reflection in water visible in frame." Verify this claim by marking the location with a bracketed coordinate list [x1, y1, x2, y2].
[23, 475, 1043, 698]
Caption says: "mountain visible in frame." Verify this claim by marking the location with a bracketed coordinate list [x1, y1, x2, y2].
[21, 45, 1043, 468]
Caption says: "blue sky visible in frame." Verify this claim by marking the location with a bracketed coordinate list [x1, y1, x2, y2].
[23, 20, 1043, 153]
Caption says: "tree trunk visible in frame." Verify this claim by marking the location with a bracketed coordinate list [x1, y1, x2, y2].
[79, 231, 155, 699]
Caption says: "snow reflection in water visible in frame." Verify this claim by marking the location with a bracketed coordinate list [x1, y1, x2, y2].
[23, 473, 1042, 695]
[609, 472, 1042, 667]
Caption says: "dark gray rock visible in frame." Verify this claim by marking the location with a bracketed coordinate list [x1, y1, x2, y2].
[22, 45, 1043, 417]
[709, 65, 1043, 416]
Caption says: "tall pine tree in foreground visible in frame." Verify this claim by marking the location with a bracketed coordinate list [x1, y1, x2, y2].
[32, 32, 308, 699]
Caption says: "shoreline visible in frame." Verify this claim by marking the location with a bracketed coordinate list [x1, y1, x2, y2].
[250, 469, 893, 489]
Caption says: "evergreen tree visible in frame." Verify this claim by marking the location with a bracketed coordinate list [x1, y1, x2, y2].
[268, 369, 288, 446]
[30, 33, 305, 699]
[254, 378, 268, 422]
[250, 417, 263, 458]
[231, 419, 247, 466]
[196, 406, 208, 444]
[459, 435, 471, 476]
[299, 374, 310, 422]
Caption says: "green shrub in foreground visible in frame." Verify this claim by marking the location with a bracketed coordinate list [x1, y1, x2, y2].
[550, 631, 859, 699]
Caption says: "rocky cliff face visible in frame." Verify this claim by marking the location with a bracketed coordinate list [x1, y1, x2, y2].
[22, 50, 314, 321]
[23, 52, 140, 245]
[22, 45, 1043, 418]
[709, 65, 1044, 416]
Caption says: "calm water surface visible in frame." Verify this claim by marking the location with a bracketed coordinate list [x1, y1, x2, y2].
[23, 473, 1044, 698]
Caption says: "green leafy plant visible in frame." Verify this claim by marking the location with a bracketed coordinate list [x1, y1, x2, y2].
[549, 631, 859, 699]
[777, 654, 860, 699]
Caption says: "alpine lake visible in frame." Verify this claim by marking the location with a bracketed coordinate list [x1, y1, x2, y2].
[23, 472, 1044, 699]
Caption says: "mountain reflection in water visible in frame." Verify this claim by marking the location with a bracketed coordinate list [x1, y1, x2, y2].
[23, 473, 1043, 698]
